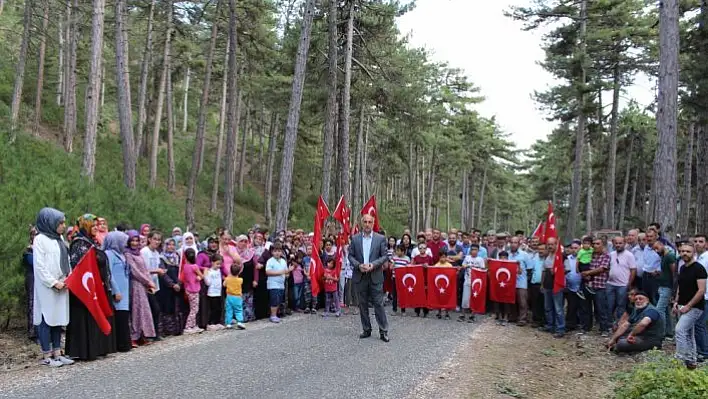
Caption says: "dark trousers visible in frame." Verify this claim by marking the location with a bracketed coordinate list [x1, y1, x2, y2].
[529, 283, 544, 325]
[614, 333, 661, 353]
[208, 296, 222, 325]
[456, 268, 465, 308]
[565, 291, 581, 330]
[147, 293, 161, 338]
[391, 277, 398, 311]
[115, 310, 132, 352]
[356, 275, 389, 333]
[642, 274, 659, 305]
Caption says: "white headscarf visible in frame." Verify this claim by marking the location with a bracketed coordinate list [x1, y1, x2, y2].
[180, 232, 199, 258]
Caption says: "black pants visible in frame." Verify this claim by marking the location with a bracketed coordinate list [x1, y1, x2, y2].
[456, 268, 465, 308]
[208, 296, 222, 325]
[529, 284, 544, 325]
[391, 277, 398, 311]
[114, 310, 131, 352]
[356, 276, 389, 333]
[565, 291, 581, 330]
[147, 293, 161, 338]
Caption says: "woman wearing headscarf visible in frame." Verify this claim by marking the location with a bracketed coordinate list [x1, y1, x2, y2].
[33, 208, 74, 367]
[65, 214, 117, 360]
[158, 238, 185, 336]
[217, 228, 241, 278]
[195, 236, 218, 329]
[103, 231, 132, 352]
[95, 217, 109, 246]
[124, 230, 156, 346]
[233, 235, 257, 322]
[24, 225, 38, 341]
[139, 224, 151, 248]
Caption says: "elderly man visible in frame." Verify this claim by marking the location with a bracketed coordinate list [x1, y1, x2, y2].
[607, 290, 664, 353]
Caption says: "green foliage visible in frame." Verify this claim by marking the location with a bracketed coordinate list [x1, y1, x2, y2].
[613, 351, 708, 399]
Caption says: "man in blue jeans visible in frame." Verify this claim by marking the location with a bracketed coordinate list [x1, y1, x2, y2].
[674, 244, 707, 369]
[607, 236, 637, 326]
[541, 237, 565, 338]
[580, 238, 612, 337]
[694, 234, 708, 361]
[653, 239, 677, 339]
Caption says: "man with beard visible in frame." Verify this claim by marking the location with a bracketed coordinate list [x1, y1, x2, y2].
[607, 290, 664, 353]
[673, 244, 707, 369]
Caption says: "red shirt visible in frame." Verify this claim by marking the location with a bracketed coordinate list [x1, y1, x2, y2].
[427, 239, 446, 264]
[324, 268, 338, 293]
[413, 254, 432, 266]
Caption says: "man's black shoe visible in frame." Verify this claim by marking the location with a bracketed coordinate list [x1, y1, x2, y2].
[379, 332, 390, 342]
[359, 331, 372, 339]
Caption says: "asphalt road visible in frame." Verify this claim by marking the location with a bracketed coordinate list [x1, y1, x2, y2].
[0, 310, 477, 399]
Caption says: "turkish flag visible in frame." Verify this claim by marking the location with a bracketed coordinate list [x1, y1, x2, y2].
[426, 267, 457, 310]
[310, 247, 325, 297]
[395, 265, 426, 308]
[332, 196, 351, 237]
[316, 195, 330, 228]
[469, 268, 487, 314]
[553, 240, 566, 293]
[334, 232, 348, 276]
[488, 259, 518, 304]
[360, 195, 381, 232]
[532, 221, 545, 241]
[65, 247, 113, 335]
[544, 201, 557, 242]
[352, 224, 360, 236]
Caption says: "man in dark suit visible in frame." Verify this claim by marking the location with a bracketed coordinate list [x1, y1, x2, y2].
[348, 214, 390, 342]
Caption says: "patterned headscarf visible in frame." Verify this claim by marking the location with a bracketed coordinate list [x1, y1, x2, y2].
[125, 229, 142, 256]
[77, 214, 97, 241]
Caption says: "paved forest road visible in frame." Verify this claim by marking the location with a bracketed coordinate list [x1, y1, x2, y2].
[0, 311, 477, 399]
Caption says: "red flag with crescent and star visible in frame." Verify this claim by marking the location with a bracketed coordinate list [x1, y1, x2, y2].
[65, 247, 113, 335]
[469, 268, 488, 314]
[360, 195, 381, 232]
[532, 221, 545, 241]
[332, 195, 351, 237]
[394, 265, 426, 308]
[426, 266, 457, 310]
[553, 240, 566, 293]
[310, 247, 324, 297]
[543, 201, 557, 243]
[487, 259, 518, 304]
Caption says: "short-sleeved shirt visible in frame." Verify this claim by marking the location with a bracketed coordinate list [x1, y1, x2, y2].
[224, 275, 243, 296]
[324, 269, 338, 293]
[677, 262, 708, 310]
[444, 243, 464, 266]
[657, 252, 677, 288]
[628, 304, 664, 342]
[427, 240, 447, 264]
[462, 255, 485, 286]
[608, 250, 637, 287]
[588, 252, 610, 290]
[182, 263, 201, 293]
[266, 257, 288, 289]
[205, 268, 223, 297]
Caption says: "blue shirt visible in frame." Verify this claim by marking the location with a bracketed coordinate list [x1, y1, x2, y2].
[630, 244, 645, 277]
[643, 246, 661, 273]
[107, 250, 130, 311]
[565, 254, 581, 292]
[508, 250, 529, 289]
[529, 253, 544, 285]
[478, 246, 488, 259]
[362, 234, 373, 264]
[266, 257, 288, 289]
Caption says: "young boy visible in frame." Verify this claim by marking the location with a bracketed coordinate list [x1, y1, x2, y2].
[577, 236, 594, 299]
[412, 242, 432, 317]
[224, 264, 246, 330]
[265, 243, 294, 323]
[434, 253, 454, 320]
[496, 251, 511, 325]
[460, 244, 485, 323]
[391, 245, 411, 315]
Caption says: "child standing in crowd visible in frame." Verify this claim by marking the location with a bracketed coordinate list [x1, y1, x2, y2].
[460, 244, 485, 323]
[204, 254, 225, 331]
[413, 242, 432, 317]
[224, 264, 246, 329]
[266, 243, 293, 323]
[303, 245, 317, 314]
[391, 245, 411, 315]
[434, 253, 454, 320]
[323, 257, 340, 317]
[577, 236, 594, 300]
[183, 249, 205, 334]
[291, 253, 305, 312]
[496, 251, 511, 325]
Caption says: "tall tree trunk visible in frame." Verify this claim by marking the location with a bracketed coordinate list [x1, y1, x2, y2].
[166, 64, 176, 193]
[32, 0, 49, 137]
[238, 103, 250, 191]
[274, 0, 316, 232]
[424, 148, 436, 229]
[469, 175, 476, 229]
[679, 123, 695, 235]
[265, 113, 279, 226]
[567, 0, 587, 241]
[698, 124, 708, 233]
[0, 0, 4, 17]
[446, 183, 450, 231]
[210, 39, 230, 212]
[63, 0, 79, 153]
[362, 116, 370, 198]
[81, 0, 106, 182]
[222, 0, 240, 231]
[135, 0, 156, 162]
[149, 0, 173, 189]
[9, 0, 33, 143]
[182, 66, 190, 133]
[57, 15, 63, 106]
[353, 104, 364, 211]
[115, 0, 136, 189]
[257, 106, 266, 181]
[408, 141, 415, 229]
[321, 0, 338, 204]
[337, 0, 355, 204]
[187, 3, 219, 227]
[586, 142, 593, 233]
[650, 0, 679, 232]
[420, 156, 426, 228]
[607, 63, 621, 228]
[477, 165, 488, 227]
[460, 170, 467, 230]
[630, 166, 639, 219]
[618, 129, 634, 229]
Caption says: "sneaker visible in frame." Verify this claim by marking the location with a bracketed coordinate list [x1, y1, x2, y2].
[322, 312, 330, 317]
[468, 316, 475, 323]
[335, 312, 341, 317]
[225, 324, 233, 329]
[501, 320, 508, 326]
[444, 313, 451, 320]
[270, 316, 281, 323]
[601, 331, 610, 338]
[665, 336, 675, 342]
[41, 358, 63, 367]
[436, 313, 442, 319]
[456, 306, 461, 312]
[54, 355, 74, 365]
[236, 322, 246, 330]
[206, 325, 218, 331]
[303, 308, 310, 314]
[553, 332, 565, 339]
[214, 324, 225, 330]
[310, 309, 317, 315]
[576, 330, 586, 335]
[585, 286, 596, 295]
[458, 315, 466, 322]
[576, 290, 586, 300]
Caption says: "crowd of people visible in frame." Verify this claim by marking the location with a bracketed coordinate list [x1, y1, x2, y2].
[23, 206, 708, 370]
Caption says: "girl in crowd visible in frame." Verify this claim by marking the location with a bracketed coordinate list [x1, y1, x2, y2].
[66, 214, 117, 360]
[103, 231, 132, 352]
[183, 249, 205, 334]
[124, 230, 156, 347]
[196, 236, 218, 328]
[205, 254, 225, 330]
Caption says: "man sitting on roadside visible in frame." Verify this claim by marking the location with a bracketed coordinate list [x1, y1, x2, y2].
[606, 290, 665, 353]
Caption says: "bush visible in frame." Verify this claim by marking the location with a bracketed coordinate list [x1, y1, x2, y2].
[614, 351, 708, 399]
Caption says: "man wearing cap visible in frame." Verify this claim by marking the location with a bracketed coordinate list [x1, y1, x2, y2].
[607, 290, 664, 353]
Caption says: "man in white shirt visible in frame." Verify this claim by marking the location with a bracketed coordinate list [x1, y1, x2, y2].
[140, 231, 164, 341]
